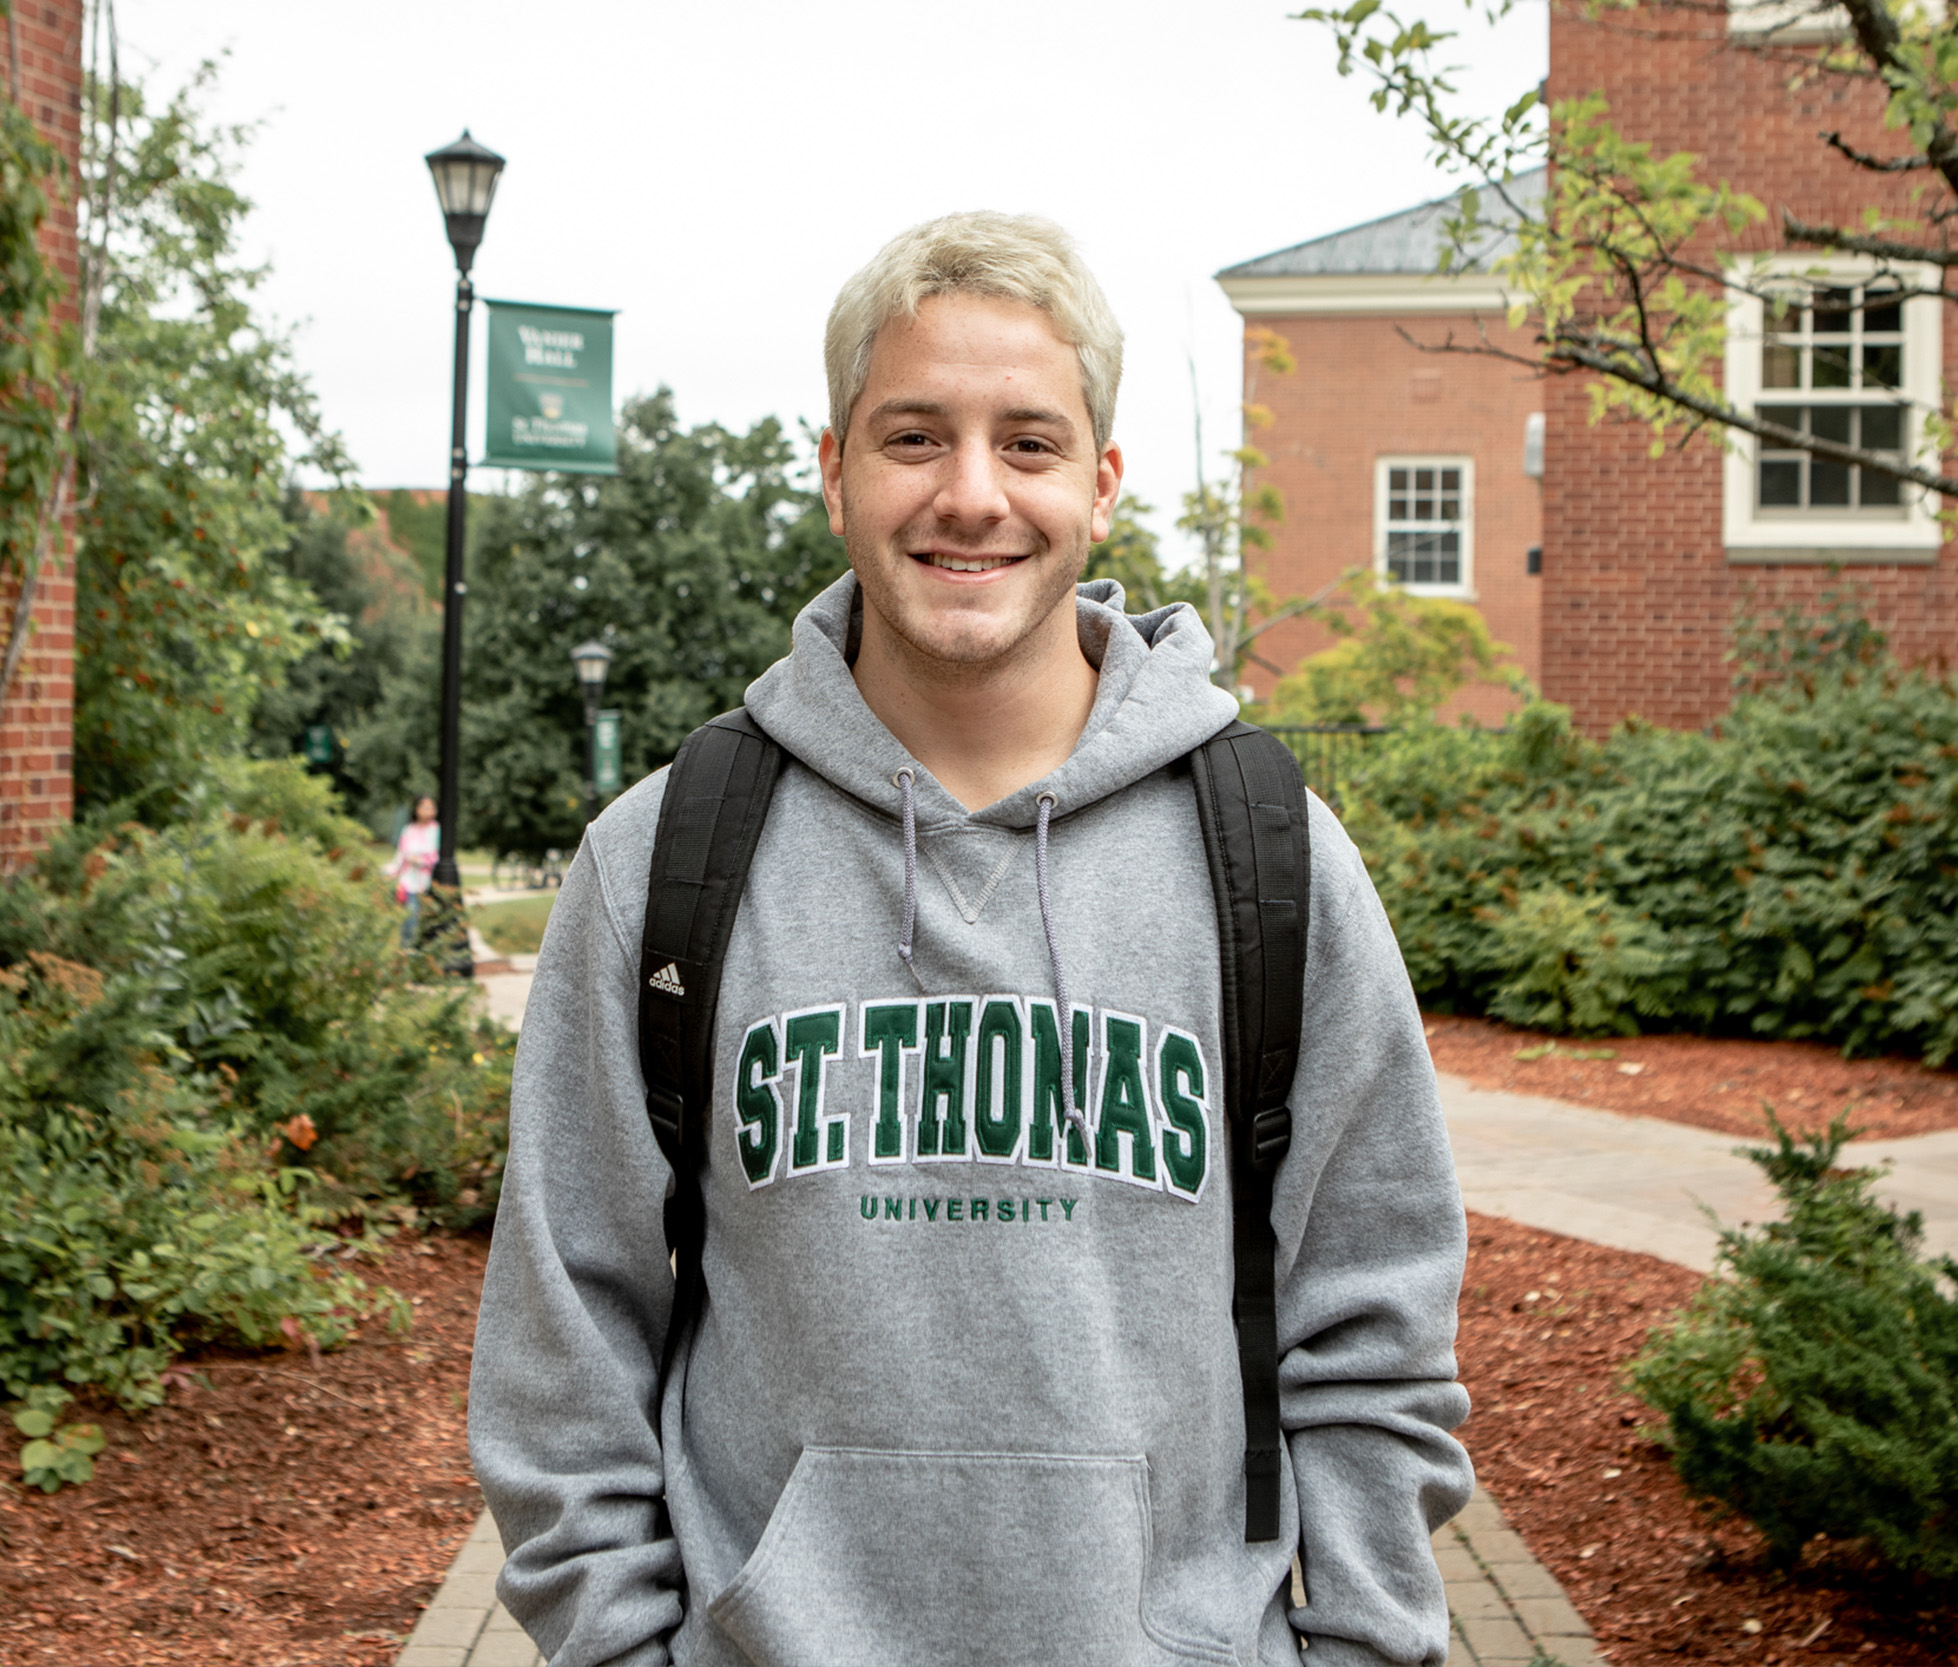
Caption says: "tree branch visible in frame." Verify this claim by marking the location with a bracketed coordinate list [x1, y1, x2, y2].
[1820, 129, 1930, 174]
[1837, 0, 1958, 196]
[0, 450, 76, 700]
[1783, 210, 1958, 269]
[1551, 331, 1958, 497]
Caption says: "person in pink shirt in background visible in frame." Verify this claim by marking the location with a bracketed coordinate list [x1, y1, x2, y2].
[386, 794, 440, 948]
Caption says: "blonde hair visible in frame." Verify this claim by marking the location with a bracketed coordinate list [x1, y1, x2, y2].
[824, 211, 1124, 451]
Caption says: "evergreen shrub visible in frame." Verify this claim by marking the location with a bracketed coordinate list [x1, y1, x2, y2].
[1342, 618, 1958, 1059]
[0, 760, 513, 1407]
[1628, 1117, 1958, 1576]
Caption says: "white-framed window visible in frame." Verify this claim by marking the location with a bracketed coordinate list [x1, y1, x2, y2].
[1376, 456, 1474, 595]
[1723, 259, 1943, 563]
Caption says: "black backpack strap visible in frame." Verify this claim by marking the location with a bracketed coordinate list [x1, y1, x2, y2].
[1188, 719, 1311, 1543]
[637, 708, 784, 1404]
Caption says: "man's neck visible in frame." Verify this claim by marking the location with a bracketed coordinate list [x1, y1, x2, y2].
[851, 600, 1099, 813]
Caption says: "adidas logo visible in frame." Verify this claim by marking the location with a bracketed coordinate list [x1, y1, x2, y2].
[648, 961, 686, 998]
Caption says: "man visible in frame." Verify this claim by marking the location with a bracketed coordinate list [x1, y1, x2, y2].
[470, 211, 1472, 1667]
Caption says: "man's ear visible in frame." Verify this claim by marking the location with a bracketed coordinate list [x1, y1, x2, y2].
[818, 426, 846, 538]
[1089, 440, 1124, 544]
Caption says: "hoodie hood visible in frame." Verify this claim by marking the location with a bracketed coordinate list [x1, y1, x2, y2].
[743, 572, 1242, 830]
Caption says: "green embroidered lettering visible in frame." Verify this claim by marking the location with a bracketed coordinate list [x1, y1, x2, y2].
[884, 1196, 902, 1221]
[734, 1021, 781, 1187]
[785, 1007, 844, 1172]
[999, 1199, 1015, 1222]
[917, 999, 974, 1159]
[971, 1198, 989, 1220]
[973, 997, 1025, 1161]
[922, 1199, 939, 1221]
[1036, 1199, 1052, 1220]
[1095, 1014, 1157, 1184]
[1060, 1198, 1077, 1220]
[860, 1196, 877, 1220]
[948, 1199, 964, 1221]
[861, 1001, 921, 1163]
[1028, 1001, 1091, 1166]
[1157, 1027, 1209, 1198]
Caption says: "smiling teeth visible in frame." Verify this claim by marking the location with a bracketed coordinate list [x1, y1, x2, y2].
[925, 553, 1019, 572]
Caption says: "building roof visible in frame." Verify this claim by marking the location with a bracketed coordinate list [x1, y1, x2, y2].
[1216, 168, 1546, 280]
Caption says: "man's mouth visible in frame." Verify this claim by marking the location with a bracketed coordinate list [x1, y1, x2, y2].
[914, 551, 1027, 572]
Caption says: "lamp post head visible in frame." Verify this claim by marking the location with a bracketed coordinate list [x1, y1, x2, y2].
[570, 639, 613, 692]
[425, 130, 505, 274]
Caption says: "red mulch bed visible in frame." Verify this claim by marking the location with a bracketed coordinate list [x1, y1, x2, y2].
[10, 1176, 1957, 1663]
[1460, 1211, 1957, 1664]
[0, 1234, 487, 1666]
[1427, 1012, 1958, 1140]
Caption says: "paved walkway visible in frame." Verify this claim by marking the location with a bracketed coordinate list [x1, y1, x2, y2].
[412, 982, 1957, 1667]
[1441, 1071, 1958, 1271]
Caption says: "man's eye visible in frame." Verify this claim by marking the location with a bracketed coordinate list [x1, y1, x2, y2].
[1008, 438, 1054, 455]
[889, 431, 933, 447]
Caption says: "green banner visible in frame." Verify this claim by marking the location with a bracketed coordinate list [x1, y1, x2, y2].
[592, 708, 623, 795]
[483, 300, 618, 474]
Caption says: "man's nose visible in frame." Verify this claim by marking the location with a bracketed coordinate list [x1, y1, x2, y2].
[932, 437, 1011, 529]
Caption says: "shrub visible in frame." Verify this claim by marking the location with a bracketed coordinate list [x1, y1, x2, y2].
[5, 760, 515, 1221]
[1628, 1116, 1958, 1576]
[0, 947, 403, 1408]
[0, 760, 513, 1410]
[1341, 649, 1958, 1059]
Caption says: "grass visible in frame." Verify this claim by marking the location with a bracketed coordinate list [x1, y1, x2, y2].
[474, 892, 556, 956]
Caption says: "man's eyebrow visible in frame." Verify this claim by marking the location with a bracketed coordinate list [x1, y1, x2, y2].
[862, 399, 1078, 434]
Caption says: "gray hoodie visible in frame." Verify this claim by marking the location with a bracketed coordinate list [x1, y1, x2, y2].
[469, 574, 1472, 1667]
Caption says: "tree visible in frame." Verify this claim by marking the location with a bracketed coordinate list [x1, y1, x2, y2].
[1297, 0, 1958, 499]
[1183, 325, 1320, 688]
[73, 65, 351, 815]
[345, 392, 845, 861]
[1083, 493, 1205, 611]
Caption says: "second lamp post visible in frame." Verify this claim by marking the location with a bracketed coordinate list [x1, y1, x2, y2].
[571, 640, 614, 829]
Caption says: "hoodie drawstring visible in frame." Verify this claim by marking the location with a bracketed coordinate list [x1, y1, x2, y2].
[1036, 792, 1092, 1155]
[895, 769, 921, 989]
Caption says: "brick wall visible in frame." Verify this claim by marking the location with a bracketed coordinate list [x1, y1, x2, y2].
[1542, 0, 1958, 733]
[1240, 310, 1543, 722]
[0, 0, 83, 872]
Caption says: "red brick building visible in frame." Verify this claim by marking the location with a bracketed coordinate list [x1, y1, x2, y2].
[1226, 1, 1958, 734]
[0, 0, 84, 872]
[1218, 175, 1546, 723]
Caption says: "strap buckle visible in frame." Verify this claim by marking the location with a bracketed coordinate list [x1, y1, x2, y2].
[1251, 1106, 1293, 1173]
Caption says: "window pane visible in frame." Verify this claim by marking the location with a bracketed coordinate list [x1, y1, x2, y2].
[1412, 495, 1434, 521]
[1762, 342, 1800, 388]
[1389, 495, 1408, 518]
[1812, 406, 1852, 446]
[1437, 531, 1460, 584]
[1812, 346, 1852, 389]
[1861, 468, 1901, 507]
[1440, 469, 1460, 492]
[1759, 403, 1804, 437]
[1863, 344, 1901, 389]
[1389, 468, 1408, 492]
[1811, 458, 1851, 505]
[1439, 495, 1460, 519]
[1414, 468, 1434, 492]
[1862, 405, 1903, 451]
[1864, 293, 1903, 335]
[1812, 287, 1855, 333]
[1759, 458, 1802, 506]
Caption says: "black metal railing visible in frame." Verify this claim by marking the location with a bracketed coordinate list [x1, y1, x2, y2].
[1261, 724, 1391, 813]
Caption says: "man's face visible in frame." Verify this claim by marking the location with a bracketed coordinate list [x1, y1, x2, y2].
[819, 293, 1122, 672]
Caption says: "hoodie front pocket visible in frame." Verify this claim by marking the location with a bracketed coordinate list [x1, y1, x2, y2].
[705, 1447, 1234, 1667]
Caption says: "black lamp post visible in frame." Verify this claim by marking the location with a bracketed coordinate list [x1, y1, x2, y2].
[424, 129, 505, 896]
[570, 639, 613, 829]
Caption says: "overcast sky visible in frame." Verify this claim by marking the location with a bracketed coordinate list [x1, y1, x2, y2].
[115, 0, 1546, 563]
